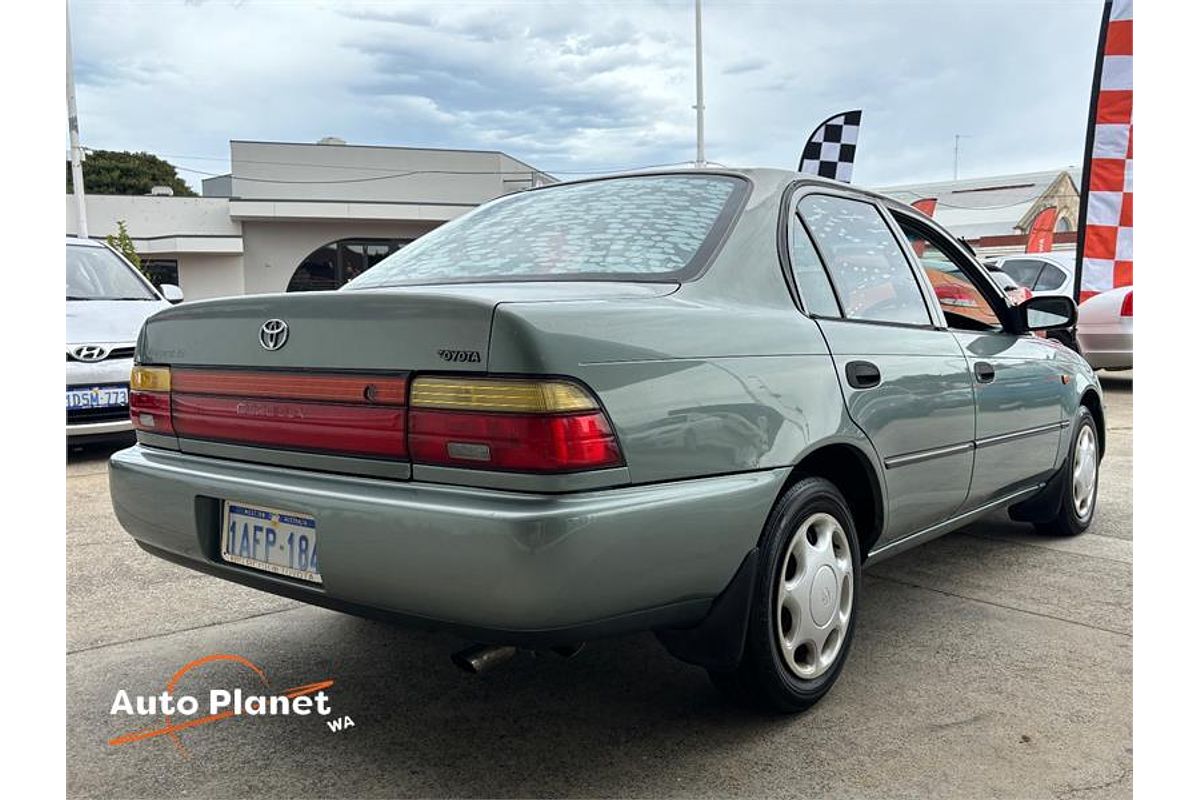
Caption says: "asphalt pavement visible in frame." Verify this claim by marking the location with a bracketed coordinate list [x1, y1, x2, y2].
[66, 373, 1132, 799]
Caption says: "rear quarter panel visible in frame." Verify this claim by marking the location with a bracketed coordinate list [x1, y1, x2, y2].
[489, 297, 853, 484]
[487, 172, 873, 487]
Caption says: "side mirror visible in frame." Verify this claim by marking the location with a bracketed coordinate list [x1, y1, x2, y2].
[1019, 294, 1076, 332]
[160, 284, 184, 304]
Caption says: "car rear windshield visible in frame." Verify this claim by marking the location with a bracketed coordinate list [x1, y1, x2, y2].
[66, 244, 157, 301]
[345, 174, 747, 288]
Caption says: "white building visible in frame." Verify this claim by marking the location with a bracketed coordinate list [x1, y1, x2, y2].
[65, 139, 553, 300]
[877, 168, 1081, 257]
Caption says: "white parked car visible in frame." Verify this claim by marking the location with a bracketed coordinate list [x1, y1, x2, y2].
[66, 237, 183, 440]
[1077, 285, 1133, 371]
[992, 251, 1075, 298]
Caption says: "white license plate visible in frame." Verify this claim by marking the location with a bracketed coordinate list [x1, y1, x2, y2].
[221, 502, 321, 584]
[66, 385, 128, 410]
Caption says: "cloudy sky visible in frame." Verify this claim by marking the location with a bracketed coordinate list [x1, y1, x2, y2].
[70, 0, 1103, 190]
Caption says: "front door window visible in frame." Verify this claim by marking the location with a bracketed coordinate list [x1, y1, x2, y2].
[895, 219, 1003, 331]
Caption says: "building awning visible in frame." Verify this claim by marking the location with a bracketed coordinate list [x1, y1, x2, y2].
[227, 200, 471, 223]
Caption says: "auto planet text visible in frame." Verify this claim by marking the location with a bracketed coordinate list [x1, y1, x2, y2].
[110, 689, 332, 717]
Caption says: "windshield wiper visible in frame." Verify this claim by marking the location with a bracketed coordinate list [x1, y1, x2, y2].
[66, 296, 96, 301]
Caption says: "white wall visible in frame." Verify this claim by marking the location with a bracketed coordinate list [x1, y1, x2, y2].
[65, 194, 240, 238]
[177, 254, 245, 300]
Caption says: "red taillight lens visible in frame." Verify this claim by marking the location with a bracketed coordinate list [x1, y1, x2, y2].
[407, 376, 624, 473]
[935, 283, 978, 308]
[173, 395, 407, 458]
[130, 389, 174, 435]
[1120, 291, 1133, 317]
[130, 366, 173, 434]
[409, 410, 622, 472]
[172, 369, 407, 405]
[132, 367, 623, 475]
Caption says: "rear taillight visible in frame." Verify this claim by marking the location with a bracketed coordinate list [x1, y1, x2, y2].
[172, 395, 407, 458]
[935, 283, 978, 308]
[170, 369, 408, 459]
[130, 366, 174, 434]
[131, 368, 623, 475]
[408, 377, 623, 472]
[1120, 291, 1133, 317]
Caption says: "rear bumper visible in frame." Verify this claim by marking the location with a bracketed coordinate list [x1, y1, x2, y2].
[68, 418, 133, 438]
[109, 445, 786, 643]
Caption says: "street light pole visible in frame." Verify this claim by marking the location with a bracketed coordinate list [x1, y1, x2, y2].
[953, 133, 972, 181]
[67, 1, 89, 238]
[693, 0, 706, 167]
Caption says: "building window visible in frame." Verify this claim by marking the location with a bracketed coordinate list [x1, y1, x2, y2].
[1055, 216, 1072, 232]
[288, 238, 409, 292]
[141, 259, 179, 289]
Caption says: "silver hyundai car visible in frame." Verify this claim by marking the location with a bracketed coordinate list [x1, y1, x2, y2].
[66, 237, 182, 441]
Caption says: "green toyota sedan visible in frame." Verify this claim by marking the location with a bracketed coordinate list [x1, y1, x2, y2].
[109, 169, 1103, 713]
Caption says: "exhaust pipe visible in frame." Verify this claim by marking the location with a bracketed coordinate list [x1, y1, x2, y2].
[451, 644, 517, 674]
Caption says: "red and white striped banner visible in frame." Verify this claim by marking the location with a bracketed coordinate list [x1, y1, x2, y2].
[1076, 0, 1132, 302]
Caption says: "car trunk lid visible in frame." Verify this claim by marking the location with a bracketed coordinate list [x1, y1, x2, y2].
[133, 282, 674, 476]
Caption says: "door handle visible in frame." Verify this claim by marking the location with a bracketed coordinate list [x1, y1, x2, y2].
[845, 360, 881, 389]
[974, 361, 996, 383]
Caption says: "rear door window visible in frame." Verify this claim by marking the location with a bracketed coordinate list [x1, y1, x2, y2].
[798, 194, 931, 326]
[346, 174, 746, 288]
[1034, 264, 1068, 291]
[788, 219, 841, 317]
[999, 259, 1047, 290]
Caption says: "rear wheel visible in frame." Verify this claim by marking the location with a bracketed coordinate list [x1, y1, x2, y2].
[1034, 405, 1099, 536]
[709, 477, 861, 713]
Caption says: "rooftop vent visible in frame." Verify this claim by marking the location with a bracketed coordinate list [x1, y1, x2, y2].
[317, 136, 346, 145]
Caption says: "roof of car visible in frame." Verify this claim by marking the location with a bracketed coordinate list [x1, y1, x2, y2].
[66, 236, 106, 248]
[539, 166, 904, 207]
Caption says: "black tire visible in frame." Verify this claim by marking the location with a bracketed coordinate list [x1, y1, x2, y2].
[708, 477, 862, 713]
[1034, 405, 1099, 537]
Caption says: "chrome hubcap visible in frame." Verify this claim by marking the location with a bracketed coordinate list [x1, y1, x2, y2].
[776, 512, 854, 680]
[1072, 424, 1098, 518]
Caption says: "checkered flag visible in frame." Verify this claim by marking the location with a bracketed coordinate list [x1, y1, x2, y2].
[798, 110, 863, 183]
[1076, 0, 1132, 302]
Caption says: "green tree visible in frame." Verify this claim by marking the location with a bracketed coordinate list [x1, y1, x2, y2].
[105, 220, 146, 279]
[66, 150, 197, 197]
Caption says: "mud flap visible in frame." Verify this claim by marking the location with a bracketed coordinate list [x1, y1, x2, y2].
[1008, 461, 1068, 524]
[655, 548, 758, 671]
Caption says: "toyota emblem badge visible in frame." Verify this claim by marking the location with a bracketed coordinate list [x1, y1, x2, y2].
[259, 319, 289, 351]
